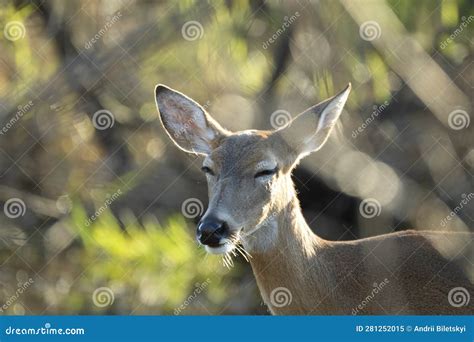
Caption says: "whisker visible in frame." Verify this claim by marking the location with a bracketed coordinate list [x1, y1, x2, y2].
[226, 252, 234, 268]
[227, 234, 253, 262]
[222, 255, 230, 269]
[236, 243, 252, 260]
[236, 246, 249, 262]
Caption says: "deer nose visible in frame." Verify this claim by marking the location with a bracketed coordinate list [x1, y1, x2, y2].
[197, 217, 229, 247]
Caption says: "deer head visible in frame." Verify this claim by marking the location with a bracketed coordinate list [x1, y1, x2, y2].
[155, 84, 351, 254]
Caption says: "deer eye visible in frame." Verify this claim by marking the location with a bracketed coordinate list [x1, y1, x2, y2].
[201, 166, 215, 176]
[254, 167, 278, 179]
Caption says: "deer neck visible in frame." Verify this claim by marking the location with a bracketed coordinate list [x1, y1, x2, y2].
[241, 192, 330, 314]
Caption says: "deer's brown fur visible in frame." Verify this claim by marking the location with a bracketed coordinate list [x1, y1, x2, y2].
[155, 83, 474, 315]
[248, 194, 473, 314]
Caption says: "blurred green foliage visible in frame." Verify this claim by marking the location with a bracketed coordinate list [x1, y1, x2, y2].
[0, 0, 472, 315]
[67, 207, 229, 314]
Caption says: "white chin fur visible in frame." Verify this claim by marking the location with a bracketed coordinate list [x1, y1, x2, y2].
[205, 243, 235, 255]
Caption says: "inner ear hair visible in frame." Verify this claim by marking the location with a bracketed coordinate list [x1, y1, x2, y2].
[155, 84, 229, 155]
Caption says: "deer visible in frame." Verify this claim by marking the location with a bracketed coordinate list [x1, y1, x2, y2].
[155, 83, 474, 315]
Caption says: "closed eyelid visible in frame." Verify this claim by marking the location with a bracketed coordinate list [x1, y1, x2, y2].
[202, 157, 215, 169]
[254, 161, 277, 172]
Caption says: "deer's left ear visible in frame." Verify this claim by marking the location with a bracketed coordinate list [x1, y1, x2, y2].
[277, 83, 351, 160]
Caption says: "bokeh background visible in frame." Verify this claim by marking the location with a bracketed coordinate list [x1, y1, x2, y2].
[0, 0, 472, 315]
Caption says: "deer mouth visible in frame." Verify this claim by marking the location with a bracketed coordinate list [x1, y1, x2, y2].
[203, 233, 240, 254]
[204, 241, 236, 255]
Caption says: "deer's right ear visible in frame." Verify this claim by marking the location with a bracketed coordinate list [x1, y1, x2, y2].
[155, 85, 228, 155]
